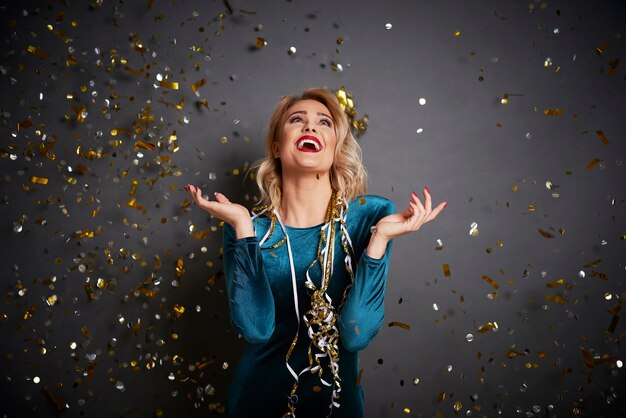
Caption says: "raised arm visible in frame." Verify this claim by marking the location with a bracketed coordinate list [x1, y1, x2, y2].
[339, 188, 447, 351]
[184, 184, 275, 343]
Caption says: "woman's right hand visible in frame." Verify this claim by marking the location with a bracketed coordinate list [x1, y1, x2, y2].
[184, 184, 252, 232]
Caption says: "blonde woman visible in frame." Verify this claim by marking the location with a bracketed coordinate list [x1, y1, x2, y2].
[184, 88, 446, 417]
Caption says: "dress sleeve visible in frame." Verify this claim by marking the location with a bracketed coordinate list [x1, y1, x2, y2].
[222, 223, 275, 344]
[338, 198, 395, 352]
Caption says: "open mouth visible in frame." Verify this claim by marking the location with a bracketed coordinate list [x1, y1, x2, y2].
[295, 136, 322, 152]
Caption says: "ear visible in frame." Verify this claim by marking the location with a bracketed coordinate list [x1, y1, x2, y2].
[271, 141, 279, 158]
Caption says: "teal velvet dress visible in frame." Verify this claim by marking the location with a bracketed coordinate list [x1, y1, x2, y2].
[222, 195, 395, 418]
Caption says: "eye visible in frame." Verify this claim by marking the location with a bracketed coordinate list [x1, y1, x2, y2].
[289, 116, 302, 123]
[320, 118, 333, 127]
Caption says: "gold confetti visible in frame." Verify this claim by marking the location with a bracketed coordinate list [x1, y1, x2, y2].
[505, 346, 527, 358]
[17, 119, 33, 131]
[30, 176, 49, 185]
[596, 130, 610, 145]
[175, 257, 185, 278]
[191, 77, 207, 92]
[454, 30, 461, 37]
[27, 45, 48, 59]
[585, 158, 602, 169]
[124, 65, 143, 75]
[538, 228, 555, 238]
[171, 304, 185, 319]
[438, 391, 446, 402]
[546, 294, 566, 304]
[453, 401, 463, 412]
[442, 264, 451, 277]
[336, 87, 368, 137]
[595, 42, 609, 55]
[477, 322, 498, 334]
[590, 270, 608, 280]
[545, 279, 564, 288]
[135, 140, 155, 151]
[388, 321, 411, 331]
[158, 80, 179, 89]
[582, 258, 602, 268]
[543, 108, 564, 116]
[255, 37, 267, 48]
[481, 274, 499, 289]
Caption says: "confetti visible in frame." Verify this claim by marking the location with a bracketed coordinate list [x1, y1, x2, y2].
[388, 321, 411, 331]
[543, 108, 564, 116]
[30, 176, 49, 185]
[442, 264, 451, 277]
[595, 130, 610, 145]
[191, 78, 207, 92]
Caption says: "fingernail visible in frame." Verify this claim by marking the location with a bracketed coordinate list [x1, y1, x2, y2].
[425, 186, 430, 194]
[184, 185, 188, 191]
[213, 192, 218, 196]
[443, 202, 448, 208]
[412, 191, 417, 197]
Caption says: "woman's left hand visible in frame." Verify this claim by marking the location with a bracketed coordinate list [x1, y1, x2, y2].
[374, 187, 447, 241]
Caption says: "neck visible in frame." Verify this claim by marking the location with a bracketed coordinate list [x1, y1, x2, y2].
[278, 170, 333, 228]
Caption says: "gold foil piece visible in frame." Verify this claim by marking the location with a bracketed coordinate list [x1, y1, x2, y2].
[135, 140, 155, 151]
[538, 228, 554, 238]
[585, 158, 602, 169]
[596, 130, 610, 145]
[481, 275, 499, 289]
[171, 304, 185, 319]
[30, 176, 49, 185]
[124, 65, 143, 75]
[546, 279, 564, 288]
[191, 78, 207, 92]
[595, 42, 609, 55]
[27, 45, 48, 59]
[546, 294, 566, 304]
[590, 270, 608, 280]
[194, 229, 211, 240]
[477, 322, 498, 334]
[505, 346, 527, 358]
[388, 321, 411, 331]
[17, 119, 33, 131]
[442, 264, 451, 277]
[255, 37, 267, 48]
[583, 258, 602, 268]
[336, 87, 368, 137]
[543, 108, 564, 116]
[175, 257, 185, 278]
[158, 80, 179, 89]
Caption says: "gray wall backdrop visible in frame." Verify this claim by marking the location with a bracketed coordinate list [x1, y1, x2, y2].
[1, 0, 624, 417]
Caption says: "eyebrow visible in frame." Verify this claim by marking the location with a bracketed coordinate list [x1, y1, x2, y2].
[287, 110, 334, 121]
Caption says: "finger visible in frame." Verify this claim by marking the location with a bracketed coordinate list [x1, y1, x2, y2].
[214, 192, 230, 204]
[424, 186, 432, 212]
[425, 201, 447, 222]
[409, 200, 429, 229]
[412, 191, 425, 212]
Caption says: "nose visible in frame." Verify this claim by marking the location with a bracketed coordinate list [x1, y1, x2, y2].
[303, 123, 316, 133]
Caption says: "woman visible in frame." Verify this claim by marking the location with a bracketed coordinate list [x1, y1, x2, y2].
[184, 88, 446, 417]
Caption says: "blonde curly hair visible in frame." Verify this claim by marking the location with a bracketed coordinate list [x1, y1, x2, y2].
[250, 87, 368, 212]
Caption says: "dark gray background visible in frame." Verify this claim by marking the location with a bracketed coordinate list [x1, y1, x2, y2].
[1, 0, 624, 417]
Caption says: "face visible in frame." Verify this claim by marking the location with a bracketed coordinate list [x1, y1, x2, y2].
[272, 99, 338, 176]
